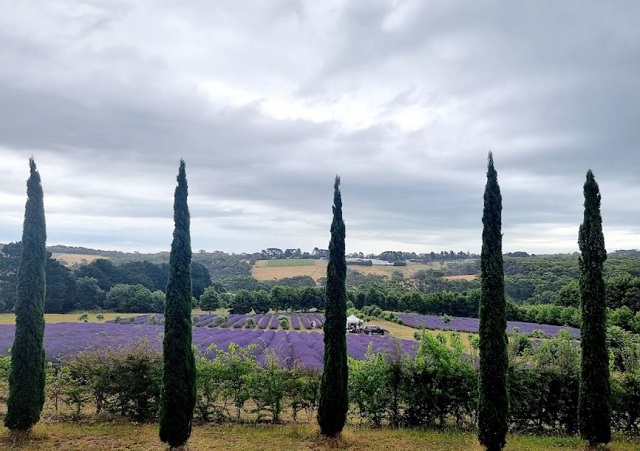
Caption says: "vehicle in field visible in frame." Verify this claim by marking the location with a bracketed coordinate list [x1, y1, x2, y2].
[362, 325, 389, 335]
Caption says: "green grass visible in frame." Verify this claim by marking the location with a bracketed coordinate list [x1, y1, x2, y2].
[1, 422, 637, 450]
[264, 258, 317, 267]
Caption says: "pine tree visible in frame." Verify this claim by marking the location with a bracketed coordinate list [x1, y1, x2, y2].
[5, 158, 47, 432]
[159, 160, 196, 448]
[578, 170, 611, 445]
[477, 152, 508, 451]
[317, 176, 348, 437]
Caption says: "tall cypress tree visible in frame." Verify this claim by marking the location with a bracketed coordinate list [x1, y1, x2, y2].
[578, 170, 611, 445]
[5, 158, 47, 432]
[477, 152, 508, 451]
[159, 160, 196, 448]
[317, 176, 348, 437]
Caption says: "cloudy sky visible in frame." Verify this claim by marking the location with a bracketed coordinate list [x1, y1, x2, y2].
[1, 1, 639, 255]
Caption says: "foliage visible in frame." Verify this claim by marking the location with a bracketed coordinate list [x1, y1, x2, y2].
[6, 158, 47, 432]
[199, 287, 220, 313]
[105, 284, 164, 313]
[578, 170, 611, 445]
[318, 176, 349, 437]
[160, 160, 196, 448]
[478, 153, 509, 451]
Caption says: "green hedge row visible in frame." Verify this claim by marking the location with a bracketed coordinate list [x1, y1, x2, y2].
[0, 331, 638, 435]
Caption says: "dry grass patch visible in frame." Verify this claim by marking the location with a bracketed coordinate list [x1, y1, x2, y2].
[444, 274, 477, 281]
[51, 253, 107, 266]
[253, 259, 328, 282]
[1, 422, 636, 451]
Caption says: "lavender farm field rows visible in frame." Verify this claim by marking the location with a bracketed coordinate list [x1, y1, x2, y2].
[257, 314, 271, 329]
[0, 323, 418, 370]
[397, 314, 580, 338]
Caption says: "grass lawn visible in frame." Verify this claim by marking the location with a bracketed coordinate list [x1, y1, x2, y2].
[3, 422, 637, 451]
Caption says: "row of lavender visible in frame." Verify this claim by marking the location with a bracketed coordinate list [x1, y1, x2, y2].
[0, 323, 417, 370]
[125, 312, 326, 330]
[397, 313, 580, 338]
[125, 312, 579, 337]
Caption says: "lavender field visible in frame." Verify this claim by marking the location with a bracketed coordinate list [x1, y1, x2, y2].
[119, 311, 579, 337]
[397, 313, 580, 338]
[0, 322, 418, 370]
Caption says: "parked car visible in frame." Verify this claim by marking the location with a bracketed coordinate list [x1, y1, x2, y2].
[362, 325, 389, 335]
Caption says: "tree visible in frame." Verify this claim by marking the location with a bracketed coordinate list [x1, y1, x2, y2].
[198, 287, 220, 313]
[228, 289, 253, 314]
[74, 277, 106, 311]
[578, 170, 611, 445]
[317, 176, 348, 437]
[159, 160, 196, 448]
[478, 153, 508, 451]
[5, 158, 47, 431]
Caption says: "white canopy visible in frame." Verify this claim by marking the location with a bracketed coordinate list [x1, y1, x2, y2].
[346, 314, 363, 326]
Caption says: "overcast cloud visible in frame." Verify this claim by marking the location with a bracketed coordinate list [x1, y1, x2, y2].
[0, 0, 638, 255]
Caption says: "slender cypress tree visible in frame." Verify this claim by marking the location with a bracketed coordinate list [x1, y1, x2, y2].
[317, 176, 348, 437]
[578, 170, 611, 446]
[5, 158, 47, 432]
[159, 160, 196, 448]
[478, 152, 508, 451]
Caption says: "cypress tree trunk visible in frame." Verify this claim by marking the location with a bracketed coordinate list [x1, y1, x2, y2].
[578, 170, 611, 445]
[317, 176, 348, 437]
[5, 158, 47, 432]
[159, 160, 196, 448]
[477, 152, 508, 451]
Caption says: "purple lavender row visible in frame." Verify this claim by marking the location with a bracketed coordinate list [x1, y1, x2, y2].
[269, 314, 280, 330]
[1, 324, 423, 370]
[257, 314, 272, 329]
[299, 313, 312, 328]
[290, 314, 300, 330]
[194, 315, 217, 327]
[397, 314, 580, 338]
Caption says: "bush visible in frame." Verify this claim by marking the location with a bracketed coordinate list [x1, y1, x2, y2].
[278, 317, 290, 330]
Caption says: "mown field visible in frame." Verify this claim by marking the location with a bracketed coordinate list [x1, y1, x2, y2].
[1, 422, 637, 451]
[51, 253, 107, 266]
[252, 259, 447, 282]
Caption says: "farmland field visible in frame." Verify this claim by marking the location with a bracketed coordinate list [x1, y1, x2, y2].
[0, 311, 578, 365]
[252, 259, 445, 281]
[252, 259, 328, 281]
[264, 258, 316, 267]
[0, 312, 139, 325]
[51, 253, 107, 266]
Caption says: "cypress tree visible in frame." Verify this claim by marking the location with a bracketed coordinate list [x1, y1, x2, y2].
[317, 176, 348, 437]
[159, 160, 196, 448]
[578, 170, 611, 445]
[477, 152, 508, 451]
[5, 158, 47, 432]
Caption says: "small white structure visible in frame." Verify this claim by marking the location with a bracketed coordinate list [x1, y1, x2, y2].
[346, 314, 363, 330]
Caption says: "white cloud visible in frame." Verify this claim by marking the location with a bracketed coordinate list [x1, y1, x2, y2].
[0, 0, 638, 255]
